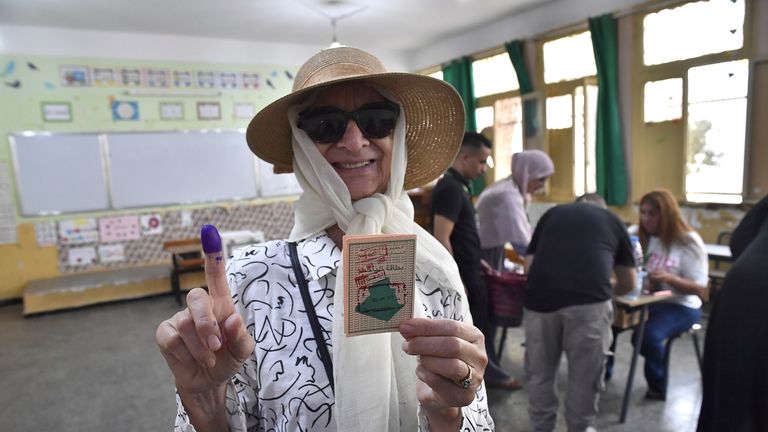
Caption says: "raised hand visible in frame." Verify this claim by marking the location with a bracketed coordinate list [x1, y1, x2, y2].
[399, 318, 488, 428]
[155, 225, 255, 426]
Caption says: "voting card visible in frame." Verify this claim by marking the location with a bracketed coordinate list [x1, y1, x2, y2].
[342, 234, 416, 337]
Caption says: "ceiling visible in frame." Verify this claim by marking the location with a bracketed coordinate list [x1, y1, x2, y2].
[0, 0, 554, 53]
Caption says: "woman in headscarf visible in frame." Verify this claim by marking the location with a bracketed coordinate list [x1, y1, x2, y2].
[476, 149, 555, 270]
[155, 47, 494, 431]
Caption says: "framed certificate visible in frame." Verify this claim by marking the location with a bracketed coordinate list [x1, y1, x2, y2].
[234, 103, 254, 119]
[160, 102, 184, 120]
[197, 102, 221, 120]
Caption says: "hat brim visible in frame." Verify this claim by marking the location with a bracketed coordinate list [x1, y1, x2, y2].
[246, 73, 465, 190]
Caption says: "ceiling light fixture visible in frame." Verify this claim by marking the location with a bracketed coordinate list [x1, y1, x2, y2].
[296, 0, 369, 48]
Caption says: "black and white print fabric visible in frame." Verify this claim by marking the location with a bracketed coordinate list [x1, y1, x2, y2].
[174, 232, 494, 431]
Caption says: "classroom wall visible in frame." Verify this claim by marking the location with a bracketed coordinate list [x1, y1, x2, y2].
[0, 51, 302, 300]
[0, 25, 409, 72]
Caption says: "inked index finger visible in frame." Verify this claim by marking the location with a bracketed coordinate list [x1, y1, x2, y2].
[200, 224, 235, 318]
[399, 317, 483, 343]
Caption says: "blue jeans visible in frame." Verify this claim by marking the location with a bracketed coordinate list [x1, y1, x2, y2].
[632, 303, 701, 394]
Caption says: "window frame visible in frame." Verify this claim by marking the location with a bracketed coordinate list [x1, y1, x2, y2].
[635, 0, 753, 205]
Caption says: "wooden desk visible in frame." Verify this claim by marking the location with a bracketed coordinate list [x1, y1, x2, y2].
[163, 238, 204, 305]
[612, 292, 674, 423]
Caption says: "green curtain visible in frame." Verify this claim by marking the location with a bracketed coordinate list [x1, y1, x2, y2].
[505, 40, 533, 95]
[589, 14, 628, 206]
[442, 57, 476, 132]
[505, 40, 540, 139]
[443, 57, 484, 195]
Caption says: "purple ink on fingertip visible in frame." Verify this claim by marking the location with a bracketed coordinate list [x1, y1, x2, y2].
[200, 224, 222, 254]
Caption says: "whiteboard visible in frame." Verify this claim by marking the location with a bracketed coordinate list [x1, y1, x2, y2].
[257, 158, 303, 197]
[10, 134, 110, 215]
[107, 131, 258, 208]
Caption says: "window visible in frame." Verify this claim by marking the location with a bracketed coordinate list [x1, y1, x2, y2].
[546, 95, 573, 130]
[639, 0, 750, 204]
[428, 70, 443, 80]
[471, 53, 519, 97]
[644, 78, 683, 123]
[685, 59, 749, 204]
[491, 97, 523, 181]
[573, 85, 598, 197]
[644, 0, 745, 66]
[547, 86, 598, 197]
[543, 31, 596, 84]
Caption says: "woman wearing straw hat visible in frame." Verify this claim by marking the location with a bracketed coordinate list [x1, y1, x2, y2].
[156, 47, 494, 431]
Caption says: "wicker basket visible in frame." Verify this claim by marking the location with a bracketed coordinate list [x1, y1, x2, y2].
[485, 270, 527, 327]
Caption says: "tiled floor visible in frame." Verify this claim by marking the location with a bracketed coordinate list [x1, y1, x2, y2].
[0, 296, 705, 431]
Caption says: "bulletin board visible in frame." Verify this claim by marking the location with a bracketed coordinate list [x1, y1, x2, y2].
[9, 133, 110, 215]
[106, 131, 258, 208]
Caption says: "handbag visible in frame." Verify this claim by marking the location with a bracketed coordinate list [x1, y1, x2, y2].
[485, 270, 527, 327]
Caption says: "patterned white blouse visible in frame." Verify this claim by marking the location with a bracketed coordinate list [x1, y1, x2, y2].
[174, 232, 495, 431]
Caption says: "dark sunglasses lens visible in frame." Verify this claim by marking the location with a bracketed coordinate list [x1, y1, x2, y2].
[355, 106, 398, 139]
[299, 111, 346, 143]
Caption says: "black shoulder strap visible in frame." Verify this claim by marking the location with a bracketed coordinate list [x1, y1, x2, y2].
[287, 241, 335, 394]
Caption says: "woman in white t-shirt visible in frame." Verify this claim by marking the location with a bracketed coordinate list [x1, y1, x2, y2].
[635, 189, 709, 400]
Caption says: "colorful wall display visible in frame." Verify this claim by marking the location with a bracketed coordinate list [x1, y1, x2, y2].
[59, 218, 99, 245]
[99, 215, 140, 242]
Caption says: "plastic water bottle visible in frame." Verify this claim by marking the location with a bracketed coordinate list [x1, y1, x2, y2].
[625, 235, 644, 300]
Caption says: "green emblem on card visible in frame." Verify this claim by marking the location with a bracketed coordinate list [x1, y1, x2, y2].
[355, 277, 404, 321]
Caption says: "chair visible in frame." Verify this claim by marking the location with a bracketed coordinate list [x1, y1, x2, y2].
[163, 238, 205, 305]
[708, 230, 732, 299]
[485, 270, 527, 360]
[661, 322, 704, 395]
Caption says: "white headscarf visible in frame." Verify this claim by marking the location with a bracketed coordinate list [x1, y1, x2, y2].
[286, 88, 469, 431]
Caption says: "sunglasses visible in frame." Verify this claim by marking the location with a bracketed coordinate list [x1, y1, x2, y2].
[297, 101, 400, 144]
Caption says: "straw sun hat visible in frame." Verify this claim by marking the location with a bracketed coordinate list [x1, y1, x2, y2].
[246, 46, 466, 190]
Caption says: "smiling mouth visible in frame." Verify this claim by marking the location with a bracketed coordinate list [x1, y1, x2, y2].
[334, 160, 375, 169]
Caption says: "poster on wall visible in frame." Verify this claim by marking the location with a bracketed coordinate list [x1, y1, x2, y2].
[242, 73, 259, 89]
[173, 71, 193, 87]
[121, 68, 142, 86]
[234, 103, 254, 119]
[99, 215, 140, 242]
[93, 67, 116, 86]
[35, 221, 58, 247]
[197, 71, 216, 88]
[41, 102, 72, 122]
[112, 100, 140, 121]
[59, 218, 99, 245]
[140, 213, 163, 235]
[68, 246, 98, 266]
[220, 72, 238, 89]
[145, 68, 170, 87]
[98, 244, 126, 263]
[59, 65, 90, 87]
[197, 102, 221, 120]
[159, 102, 184, 120]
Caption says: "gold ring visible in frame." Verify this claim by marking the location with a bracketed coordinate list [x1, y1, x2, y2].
[455, 362, 472, 389]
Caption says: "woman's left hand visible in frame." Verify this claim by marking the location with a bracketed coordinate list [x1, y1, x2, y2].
[399, 318, 487, 425]
[649, 270, 676, 285]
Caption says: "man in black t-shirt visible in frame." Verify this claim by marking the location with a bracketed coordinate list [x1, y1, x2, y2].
[523, 194, 635, 432]
[431, 131, 522, 390]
